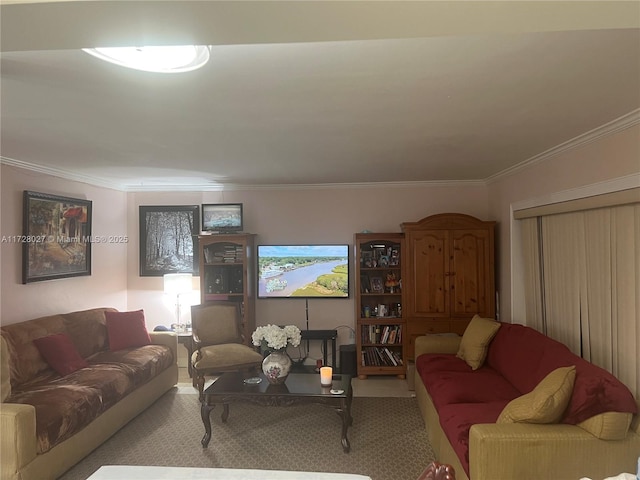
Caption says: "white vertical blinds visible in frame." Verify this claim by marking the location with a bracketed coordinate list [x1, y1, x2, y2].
[518, 203, 639, 398]
[521, 218, 545, 334]
[541, 213, 584, 356]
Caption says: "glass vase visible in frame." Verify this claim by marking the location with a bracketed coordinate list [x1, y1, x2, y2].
[262, 349, 291, 385]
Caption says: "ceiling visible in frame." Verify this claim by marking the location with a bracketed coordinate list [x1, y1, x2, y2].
[1, 1, 639, 191]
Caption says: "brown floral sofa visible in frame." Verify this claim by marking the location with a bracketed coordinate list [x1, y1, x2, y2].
[0, 308, 178, 480]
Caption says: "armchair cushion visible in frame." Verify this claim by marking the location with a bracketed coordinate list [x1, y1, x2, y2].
[193, 344, 263, 371]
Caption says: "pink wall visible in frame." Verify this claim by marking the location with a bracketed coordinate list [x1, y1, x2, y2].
[127, 185, 490, 353]
[0, 164, 489, 361]
[0, 165, 128, 325]
[488, 124, 640, 323]
[3, 123, 636, 355]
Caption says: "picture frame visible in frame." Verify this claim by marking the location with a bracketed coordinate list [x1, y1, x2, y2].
[361, 251, 373, 268]
[360, 274, 371, 293]
[370, 276, 384, 293]
[139, 205, 200, 276]
[22, 190, 92, 283]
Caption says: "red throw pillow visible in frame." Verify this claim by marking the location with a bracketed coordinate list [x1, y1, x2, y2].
[105, 309, 151, 351]
[33, 333, 89, 376]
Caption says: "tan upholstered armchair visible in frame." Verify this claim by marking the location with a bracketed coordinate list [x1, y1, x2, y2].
[190, 302, 263, 399]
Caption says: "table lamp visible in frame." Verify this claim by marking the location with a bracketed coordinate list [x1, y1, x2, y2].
[164, 273, 193, 332]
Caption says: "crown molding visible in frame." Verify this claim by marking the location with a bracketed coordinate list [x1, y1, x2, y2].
[0, 156, 484, 191]
[0, 156, 126, 191]
[486, 109, 640, 184]
[119, 179, 485, 192]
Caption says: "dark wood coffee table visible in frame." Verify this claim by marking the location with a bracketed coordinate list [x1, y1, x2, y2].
[200, 372, 353, 452]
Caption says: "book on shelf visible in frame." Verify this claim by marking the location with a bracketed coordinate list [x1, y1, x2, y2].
[361, 324, 403, 344]
[381, 326, 390, 344]
[388, 328, 397, 344]
[361, 346, 403, 367]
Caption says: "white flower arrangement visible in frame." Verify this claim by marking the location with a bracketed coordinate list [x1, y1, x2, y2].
[252, 324, 302, 351]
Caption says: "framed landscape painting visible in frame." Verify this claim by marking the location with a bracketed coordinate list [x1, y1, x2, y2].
[22, 190, 92, 283]
[139, 205, 200, 276]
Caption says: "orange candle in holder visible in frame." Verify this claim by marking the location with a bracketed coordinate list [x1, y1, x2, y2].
[320, 366, 333, 386]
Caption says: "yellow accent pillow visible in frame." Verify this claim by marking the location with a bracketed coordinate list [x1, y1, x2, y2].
[577, 412, 632, 440]
[497, 365, 576, 424]
[456, 315, 501, 370]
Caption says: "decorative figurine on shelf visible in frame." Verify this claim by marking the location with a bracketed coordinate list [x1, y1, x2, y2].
[385, 272, 400, 293]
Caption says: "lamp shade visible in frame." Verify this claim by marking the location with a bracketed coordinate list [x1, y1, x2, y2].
[163, 273, 193, 295]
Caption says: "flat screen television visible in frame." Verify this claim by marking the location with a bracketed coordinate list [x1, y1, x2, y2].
[201, 203, 243, 233]
[257, 244, 350, 298]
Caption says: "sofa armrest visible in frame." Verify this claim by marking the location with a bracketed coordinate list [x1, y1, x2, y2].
[469, 423, 640, 480]
[414, 334, 461, 357]
[149, 332, 178, 366]
[0, 403, 37, 480]
[632, 400, 640, 434]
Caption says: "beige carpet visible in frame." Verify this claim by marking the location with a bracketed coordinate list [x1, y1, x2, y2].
[59, 388, 434, 480]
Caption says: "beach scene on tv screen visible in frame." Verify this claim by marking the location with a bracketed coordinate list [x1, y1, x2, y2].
[258, 245, 349, 298]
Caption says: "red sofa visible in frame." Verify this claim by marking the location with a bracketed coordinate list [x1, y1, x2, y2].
[414, 322, 639, 480]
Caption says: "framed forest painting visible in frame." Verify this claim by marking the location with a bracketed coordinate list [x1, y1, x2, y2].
[22, 190, 92, 283]
[139, 205, 200, 276]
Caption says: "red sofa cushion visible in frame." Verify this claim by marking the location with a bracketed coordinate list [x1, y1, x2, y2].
[417, 354, 520, 410]
[416, 353, 473, 375]
[438, 401, 509, 476]
[486, 323, 637, 424]
[535, 342, 638, 424]
[485, 323, 554, 393]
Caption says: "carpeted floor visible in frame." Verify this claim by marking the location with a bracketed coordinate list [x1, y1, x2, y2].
[59, 388, 434, 480]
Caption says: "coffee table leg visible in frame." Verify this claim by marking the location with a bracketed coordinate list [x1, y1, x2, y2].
[338, 398, 351, 453]
[201, 402, 215, 448]
[221, 403, 229, 422]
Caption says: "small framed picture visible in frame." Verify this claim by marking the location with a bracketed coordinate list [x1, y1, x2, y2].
[378, 255, 389, 267]
[361, 251, 373, 268]
[370, 276, 383, 293]
[360, 275, 371, 293]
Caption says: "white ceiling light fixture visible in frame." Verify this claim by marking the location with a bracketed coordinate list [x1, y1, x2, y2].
[82, 45, 210, 73]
